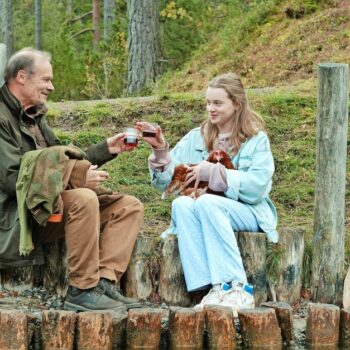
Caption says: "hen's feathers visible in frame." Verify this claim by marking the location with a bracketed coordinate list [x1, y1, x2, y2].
[162, 150, 234, 199]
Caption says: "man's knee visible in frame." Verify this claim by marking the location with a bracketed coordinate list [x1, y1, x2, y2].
[62, 188, 99, 213]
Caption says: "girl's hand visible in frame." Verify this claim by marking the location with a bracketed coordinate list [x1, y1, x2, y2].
[135, 121, 167, 149]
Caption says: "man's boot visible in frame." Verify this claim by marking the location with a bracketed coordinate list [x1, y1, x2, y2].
[64, 285, 127, 312]
[98, 278, 141, 309]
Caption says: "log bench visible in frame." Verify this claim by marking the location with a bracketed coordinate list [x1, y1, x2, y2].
[0, 303, 349, 349]
[0, 227, 305, 308]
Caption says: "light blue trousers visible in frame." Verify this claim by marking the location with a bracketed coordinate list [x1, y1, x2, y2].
[172, 194, 260, 292]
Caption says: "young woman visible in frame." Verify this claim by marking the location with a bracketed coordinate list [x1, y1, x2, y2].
[136, 73, 278, 315]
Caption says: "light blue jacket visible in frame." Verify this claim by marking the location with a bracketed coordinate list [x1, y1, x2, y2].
[150, 127, 278, 242]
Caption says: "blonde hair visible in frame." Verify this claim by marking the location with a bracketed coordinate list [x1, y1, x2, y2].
[201, 72, 264, 153]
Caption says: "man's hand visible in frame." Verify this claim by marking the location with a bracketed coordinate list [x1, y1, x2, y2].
[85, 165, 109, 190]
[106, 133, 138, 155]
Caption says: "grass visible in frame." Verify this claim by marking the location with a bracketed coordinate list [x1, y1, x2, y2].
[47, 88, 350, 251]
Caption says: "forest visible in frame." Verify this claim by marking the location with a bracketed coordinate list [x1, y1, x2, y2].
[1, 0, 349, 278]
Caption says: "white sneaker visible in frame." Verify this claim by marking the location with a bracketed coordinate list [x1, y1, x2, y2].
[193, 285, 224, 310]
[220, 282, 255, 317]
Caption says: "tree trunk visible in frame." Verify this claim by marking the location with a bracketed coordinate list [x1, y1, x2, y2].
[92, 0, 100, 51]
[103, 0, 115, 42]
[35, 0, 42, 50]
[311, 63, 349, 304]
[2, 0, 13, 59]
[0, 43, 6, 85]
[66, 0, 73, 16]
[127, 0, 158, 93]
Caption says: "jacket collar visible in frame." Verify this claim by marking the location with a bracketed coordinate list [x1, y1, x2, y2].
[0, 83, 23, 117]
[0, 83, 48, 120]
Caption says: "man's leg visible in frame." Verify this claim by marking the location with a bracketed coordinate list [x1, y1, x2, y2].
[97, 194, 143, 307]
[42, 188, 127, 312]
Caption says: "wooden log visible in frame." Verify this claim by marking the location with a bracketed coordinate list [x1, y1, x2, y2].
[0, 43, 6, 85]
[0, 310, 28, 350]
[260, 301, 294, 344]
[271, 228, 305, 305]
[111, 313, 127, 350]
[339, 308, 350, 348]
[127, 308, 163, 349]
[41, 310, 77, 350]
[43, 239, 69, 296]
[204, 305, 236, 349]
[0, 267, 34, 291]
[238, 231, 268, 306]
[168, 307, 204, 350]
[26, 312, 38, 349]
[159, 234, 191, 307]
[312, 63, 349, 305]
[77, 311, 114, 350]
[123, 235, 160, 302]
[306, 303, 340, 347]
[238, 308, 282, 349]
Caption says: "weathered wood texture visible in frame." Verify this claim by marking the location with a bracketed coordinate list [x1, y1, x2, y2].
[270, 228, 305, 305]
[126, 308, 163, 349]
[0, 310, 28, 350]
[306, 303, 340, 347]
[41, 310, 77, 350]
[42, 239, 68, 296]
[159, 234, 191, 306]
[168, 307, 205, 350]
[339, 308, 350, 348]
[238, 308, 282, 349]
[77, 311, 114, 350]
[312, 63, 349, 305]
[0, 43, 6, 85]
[238, 231, 268, 306]
[111, 313, 128, 350]
[123, 235, 160, 302]
[261, 301, 294, 343]
[204, 305, 236, 349]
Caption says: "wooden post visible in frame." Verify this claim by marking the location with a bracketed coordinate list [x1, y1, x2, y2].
[168, 307, 204, 349]
[312, 63, 349, 304]
[306, 303, 340, 347]
[0, 310, 28, 350]
[238, 308, 282, 349]
[123, 235, 160, 301]
[126, 308, 163, 349]
[0, 43, 6, 85]
[272, 228, 305, 305]
[204, 305, 236, 349]
[159, 235, 191, 307]
[77, 312, 114, 350]
[238, 231, 268, 306]
[41, 310, 77, 350]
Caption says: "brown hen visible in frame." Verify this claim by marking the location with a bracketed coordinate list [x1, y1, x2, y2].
[162, 149, 234, 199]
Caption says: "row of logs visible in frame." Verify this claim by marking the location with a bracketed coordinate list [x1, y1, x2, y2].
[0, 303, 350, 349]
[0, 228, 305, 309]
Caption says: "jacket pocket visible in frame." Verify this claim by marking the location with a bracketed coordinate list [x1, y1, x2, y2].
[0, 195, 18, 230]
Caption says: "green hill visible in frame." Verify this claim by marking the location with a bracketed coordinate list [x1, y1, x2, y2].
[47, 0, 350, 278]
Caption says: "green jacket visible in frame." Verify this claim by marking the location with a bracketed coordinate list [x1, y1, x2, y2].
[0, 84, 115, 268]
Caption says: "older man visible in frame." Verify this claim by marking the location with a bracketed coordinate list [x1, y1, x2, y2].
[0, 47, 143, 312]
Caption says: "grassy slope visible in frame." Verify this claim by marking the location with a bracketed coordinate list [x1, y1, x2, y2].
[46, 0, 350, 267]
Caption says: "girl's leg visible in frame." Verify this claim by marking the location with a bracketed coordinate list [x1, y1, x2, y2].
[194, 194, 259, 285]
[172, 196, 211, 291]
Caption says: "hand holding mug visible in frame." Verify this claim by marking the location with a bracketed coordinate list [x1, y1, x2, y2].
[135, 121, 166, 149]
